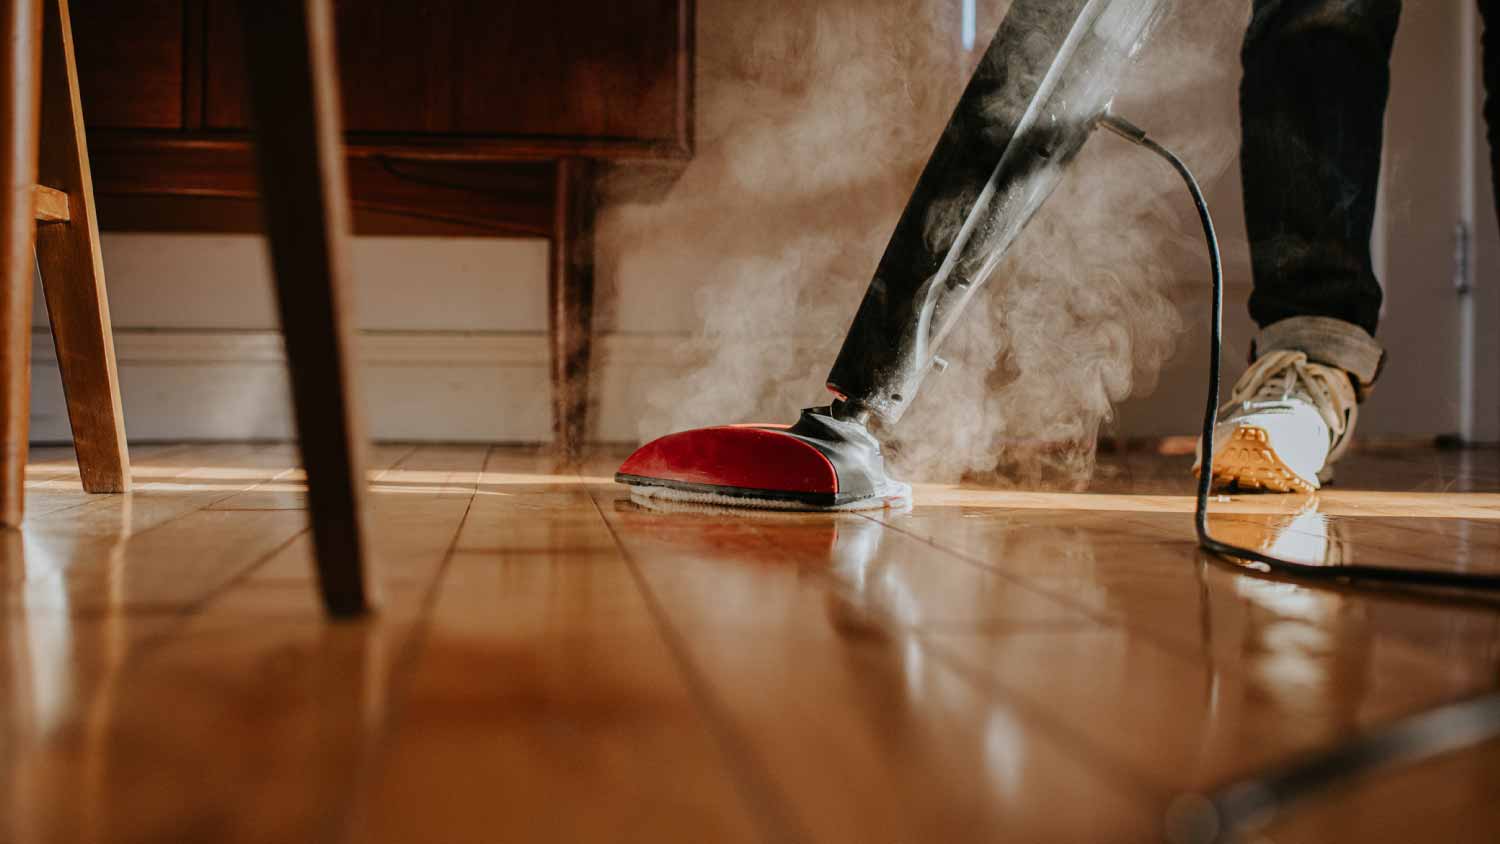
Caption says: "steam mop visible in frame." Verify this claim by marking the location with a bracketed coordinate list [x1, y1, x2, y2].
[619, 5, 1500, 829]
[617, 0, 1170, 510]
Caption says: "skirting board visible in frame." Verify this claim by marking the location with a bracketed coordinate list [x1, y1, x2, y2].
[29, 329, 698, 444]
[27, 327, 1455, 445]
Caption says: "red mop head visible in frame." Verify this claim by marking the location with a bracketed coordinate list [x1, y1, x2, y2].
[619, 426, 838, 497]
[616, 408, 910, 511]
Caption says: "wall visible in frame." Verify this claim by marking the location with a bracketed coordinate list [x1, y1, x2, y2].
[32, 235, 548, 442]
[1466, 0, 1500, 444]
[30, 232, 691, 444]
[31, 0, 1489, 450]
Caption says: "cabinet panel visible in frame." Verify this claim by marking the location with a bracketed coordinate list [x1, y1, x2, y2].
[202, 0, 689, 145]
[335, 0, 455, 132]
[204, 0, 456, 132]
[451, 1, 685, 140]
[71, 0, 185, 129]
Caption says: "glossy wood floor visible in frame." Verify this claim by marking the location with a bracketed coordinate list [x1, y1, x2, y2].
[2, 443, 1499, 843]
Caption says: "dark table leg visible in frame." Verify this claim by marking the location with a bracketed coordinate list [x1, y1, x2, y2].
[549, 157, 596, 461]
[239, 0, 373, 617]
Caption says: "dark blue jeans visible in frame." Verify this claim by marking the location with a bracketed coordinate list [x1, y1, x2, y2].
[1241, 1, 1498, 357]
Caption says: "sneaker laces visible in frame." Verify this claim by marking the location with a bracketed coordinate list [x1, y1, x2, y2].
[1224, 349, 1359, 461]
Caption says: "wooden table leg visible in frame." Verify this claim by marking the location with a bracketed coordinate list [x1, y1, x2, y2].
[0, 0, 42, 529]
[549, 158, 596, 461]
[239, 0, 373, 617]
[35, 0, 129, 495]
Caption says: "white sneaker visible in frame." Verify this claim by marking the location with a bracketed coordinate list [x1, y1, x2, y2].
[1194, 349, 1358, 492]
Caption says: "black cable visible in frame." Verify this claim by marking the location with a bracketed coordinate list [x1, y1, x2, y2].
[1099, 112, 1500, 843]
[1164, 692, 1500, 843]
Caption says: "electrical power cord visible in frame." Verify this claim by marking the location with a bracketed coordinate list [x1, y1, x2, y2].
[1099, 112, 1500, 843]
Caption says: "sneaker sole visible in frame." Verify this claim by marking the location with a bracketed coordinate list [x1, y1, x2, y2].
[1199, 425, 1317, 494]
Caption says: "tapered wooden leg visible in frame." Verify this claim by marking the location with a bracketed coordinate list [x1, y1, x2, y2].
[239, 0, 373, 617]
[35, 0, 129, 495]
[549, 158, 596, 461]
[0, 0, 43, 529]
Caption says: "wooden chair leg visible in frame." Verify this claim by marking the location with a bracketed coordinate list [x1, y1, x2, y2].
[239, 0, 373, 617]
[0, 0, 43, 529]
[549, 158, 596, 461]
[35, 0, 129, 495]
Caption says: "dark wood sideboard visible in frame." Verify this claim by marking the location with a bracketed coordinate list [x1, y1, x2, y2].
[67, 0, 695, 454]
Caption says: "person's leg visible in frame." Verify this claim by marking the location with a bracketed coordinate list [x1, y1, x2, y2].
[1239, 0, 1399, 390]
[1202, 0, 1400, 492]
[1482, 0, 1500, 215]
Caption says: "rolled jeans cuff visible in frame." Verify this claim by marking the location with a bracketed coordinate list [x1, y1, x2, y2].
[1252, 316, 1386, 391]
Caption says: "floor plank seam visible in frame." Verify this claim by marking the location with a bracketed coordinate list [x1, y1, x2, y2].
[176, 528, 314, 618]
[380, 444, 424, 476]
[730, 517, 1175, 809]
[913, 631, 1182, 805]
[863, 512, 1500, 794]
[585, 480, 812, 844]
[75, 526, 317, 670]
[333, 444, 490, 844]
[872, 510, 1500, 693]
[31, 443, 293, 533]
[861, 511, 1226, 665]
[0, 522, 325, 817]
[7, 444, 393, 742]
[12, 446, 313, 616]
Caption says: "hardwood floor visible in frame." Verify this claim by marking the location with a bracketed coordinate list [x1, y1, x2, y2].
[2, 443, 1499, 842]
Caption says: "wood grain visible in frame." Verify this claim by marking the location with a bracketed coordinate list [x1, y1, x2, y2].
[450, 0, 689, 143]
[35, 0, 131, 496]
[237, 0, 371, 617]
[87, 141, 558, 237]
[199, 0, 692, 152]
[321, 0, 454, 134]
[65, 0, 182, 128]
[32, 184, 67, 221]
[0, 0, 42, 528]
[93, 194, 541, 238]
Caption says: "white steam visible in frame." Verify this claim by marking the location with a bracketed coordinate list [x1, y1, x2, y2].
[597, 0, 1245, 487]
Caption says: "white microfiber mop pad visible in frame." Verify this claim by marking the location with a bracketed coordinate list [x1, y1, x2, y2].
[624, 479, 912, 513]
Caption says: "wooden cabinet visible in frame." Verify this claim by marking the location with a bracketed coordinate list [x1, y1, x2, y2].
[69, 0, 691, 157]
[66, 0, 696, 454]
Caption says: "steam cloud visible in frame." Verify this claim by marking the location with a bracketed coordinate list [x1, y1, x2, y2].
[597, 0, 1246, 487]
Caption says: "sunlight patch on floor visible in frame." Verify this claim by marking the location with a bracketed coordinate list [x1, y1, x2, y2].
[909, 485, 1500, 519]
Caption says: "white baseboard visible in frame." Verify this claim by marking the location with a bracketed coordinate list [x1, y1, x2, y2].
[30, 329, 697, 444]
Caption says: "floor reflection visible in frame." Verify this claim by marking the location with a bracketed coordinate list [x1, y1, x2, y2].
[4, 445, 1499, 840]
[1207, 497, 1345, 568]
[1, 492, 395, 842]
[613, 497, 1070, 817]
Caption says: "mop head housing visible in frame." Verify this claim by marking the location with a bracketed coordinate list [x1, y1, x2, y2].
[616, 408, 910, 511]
